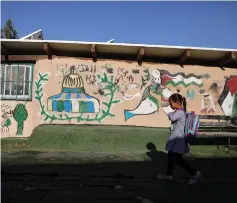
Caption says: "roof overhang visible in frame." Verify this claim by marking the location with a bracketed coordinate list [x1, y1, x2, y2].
[1, 39, 237, 68]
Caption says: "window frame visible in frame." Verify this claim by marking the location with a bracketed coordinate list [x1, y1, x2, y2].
[1, 63, 34, 101]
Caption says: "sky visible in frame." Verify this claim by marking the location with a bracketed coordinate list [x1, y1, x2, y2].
[1, 1, 237, 49]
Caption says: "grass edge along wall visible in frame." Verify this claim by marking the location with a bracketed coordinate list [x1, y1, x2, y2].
[1, 57, 237, 138]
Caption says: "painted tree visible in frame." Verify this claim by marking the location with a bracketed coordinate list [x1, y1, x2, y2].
[13, 104, 28, 135]
[1, 18, 19, 39]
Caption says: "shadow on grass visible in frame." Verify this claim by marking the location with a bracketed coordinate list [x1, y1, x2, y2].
[190, 137, 237, 146]
[2, 143, 237, 203]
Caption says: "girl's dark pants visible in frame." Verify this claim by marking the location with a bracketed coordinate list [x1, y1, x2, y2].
[166, 151, 196, 176]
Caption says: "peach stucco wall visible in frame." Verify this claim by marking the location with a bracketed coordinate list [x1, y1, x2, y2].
[1, 57, 237, 137]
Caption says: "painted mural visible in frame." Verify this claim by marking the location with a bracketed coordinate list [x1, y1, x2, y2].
[1, 103, 28, 136]
[200, 93, 215, 114]
[124, 69, 209, 121]
[35, 65, 120, 123]
[13, 103, 28, 135]
[124, 85, 162, 121]
[2, 58, 237, 138]
[34, 63, 237, 125]
[218, 75, 237, 117]
[47, 66, 100, 113]
[1, 104, 13, 136]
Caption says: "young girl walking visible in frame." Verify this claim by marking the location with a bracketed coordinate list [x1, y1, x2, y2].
[157, 93, 201, 184]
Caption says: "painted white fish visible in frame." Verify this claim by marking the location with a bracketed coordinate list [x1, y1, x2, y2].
[124, 86, 160, 121]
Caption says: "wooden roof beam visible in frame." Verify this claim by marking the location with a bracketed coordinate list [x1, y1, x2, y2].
[43, 42, 53, 59]
[220, 51, 236, 67]
[91, 44, 97, 62]
[178, 49, 191, 66]
[1, 44, 10, 55]
[137, 48, 145, 65]
[1, 44, 10, 61]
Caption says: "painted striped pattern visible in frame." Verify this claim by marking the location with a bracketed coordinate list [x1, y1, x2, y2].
[47, 88, 99, 113]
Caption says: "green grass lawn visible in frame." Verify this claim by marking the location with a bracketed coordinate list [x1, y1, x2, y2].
[1, 124, 237, 159]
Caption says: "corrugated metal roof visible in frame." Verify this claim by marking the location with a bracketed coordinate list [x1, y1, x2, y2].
[1, 39, 237, 67]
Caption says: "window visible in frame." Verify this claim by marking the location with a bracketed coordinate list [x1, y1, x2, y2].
[0, 64, 34, 100]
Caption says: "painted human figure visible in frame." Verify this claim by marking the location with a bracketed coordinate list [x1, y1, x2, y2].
[1, 105, 13, 137]
[200, 93, 215, 114]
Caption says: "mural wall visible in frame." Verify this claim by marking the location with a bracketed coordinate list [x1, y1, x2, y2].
[1, 57, 237, 137]
[1, 102, 29, 137]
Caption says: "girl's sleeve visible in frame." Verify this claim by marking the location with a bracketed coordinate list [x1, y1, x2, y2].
[167, 110, 182, 122]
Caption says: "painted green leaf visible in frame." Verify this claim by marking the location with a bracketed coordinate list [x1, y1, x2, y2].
[102, 84, 112, 90]
[42, 73, 48, 78]
[104, 72, 108, 82]
[35, 82, 40, 88]
[104, 93, 111, 97]
[4, 118, 11, 127]
[116, 85, 120, 92]
[102, 102, 109, 107]
[111, 100, 120, 104]
[145, 74, 150, 79]
[186, 89, 190, 98]
[102, 110, 106, 115]
[96, 74, 101, 79]
[108, 113, 115, 117]
[50, 115, 56, 122]
[110, 76, 114, 82]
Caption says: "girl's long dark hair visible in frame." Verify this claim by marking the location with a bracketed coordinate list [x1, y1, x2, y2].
[169, 93, 187, 112]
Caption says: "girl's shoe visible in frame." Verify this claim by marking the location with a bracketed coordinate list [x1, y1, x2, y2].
[189, 171, 201, 184]
[157, 174, 173, 180]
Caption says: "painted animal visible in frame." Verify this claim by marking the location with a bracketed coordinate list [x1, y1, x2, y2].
[124, 86, 160, 121]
